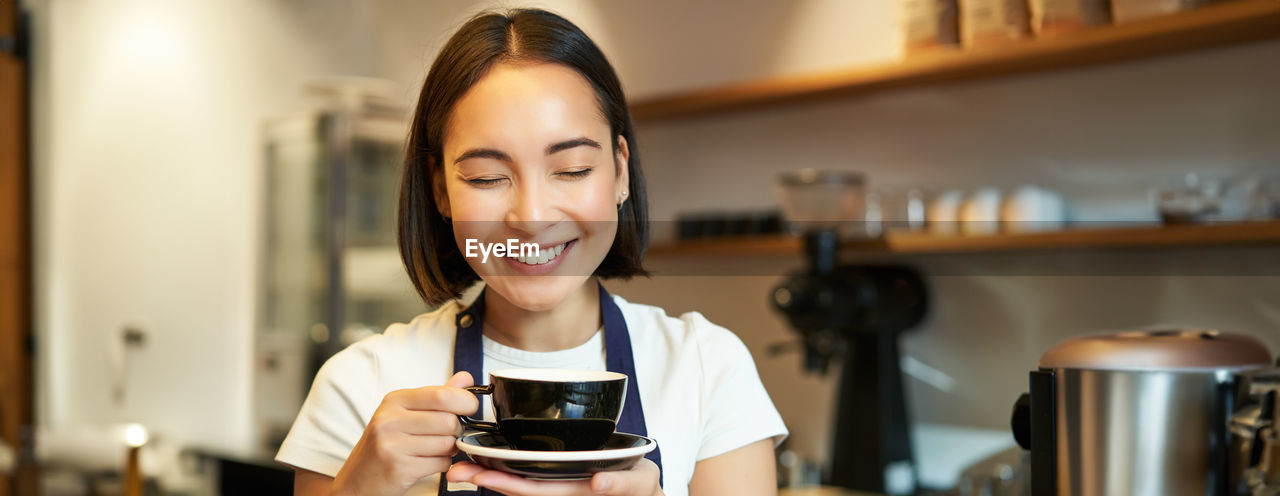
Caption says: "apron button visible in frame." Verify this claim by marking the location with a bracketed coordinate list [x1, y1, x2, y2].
[459, 314, 474, 328]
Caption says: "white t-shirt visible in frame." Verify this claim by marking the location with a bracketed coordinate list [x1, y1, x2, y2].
[275, 294, 788, 496]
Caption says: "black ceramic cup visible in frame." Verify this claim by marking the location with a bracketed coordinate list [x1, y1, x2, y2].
[459, 369, 627, 451]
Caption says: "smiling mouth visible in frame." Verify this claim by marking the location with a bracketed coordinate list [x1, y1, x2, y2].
[512, 240, 572, 265]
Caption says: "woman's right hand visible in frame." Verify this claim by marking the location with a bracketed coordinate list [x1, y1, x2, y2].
[331, 371, 479, 496]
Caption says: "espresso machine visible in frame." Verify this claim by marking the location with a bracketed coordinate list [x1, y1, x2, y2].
[770, 170, 929, 495]
[1009, 328, 1280, 496]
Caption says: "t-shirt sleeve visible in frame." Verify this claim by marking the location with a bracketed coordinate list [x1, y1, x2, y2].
[690, 314, 789, 462]
[275, 340, 380, 477]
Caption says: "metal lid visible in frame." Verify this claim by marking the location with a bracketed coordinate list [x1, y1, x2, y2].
[1038, 328, 1272, 371]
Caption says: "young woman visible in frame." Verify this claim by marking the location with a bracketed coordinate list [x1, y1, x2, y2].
[276, 9, 787, 496]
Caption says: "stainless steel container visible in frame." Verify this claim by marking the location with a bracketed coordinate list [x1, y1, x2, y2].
[1011, 329, 1272, 496]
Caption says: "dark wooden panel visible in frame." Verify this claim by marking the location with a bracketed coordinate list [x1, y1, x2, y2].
[0, 0, 33, 494]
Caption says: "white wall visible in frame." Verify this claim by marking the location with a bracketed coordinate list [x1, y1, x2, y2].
[31, 0, 383, 454]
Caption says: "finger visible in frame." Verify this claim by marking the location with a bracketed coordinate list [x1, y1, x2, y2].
[400, 434, 459, 458]
[470, 469, 590, 496]
[372, 408, 463, 437]
[386, 454, 454, 485]
[399, 410, 464, 436]
[445, 371, 474, 388]
[591, 458, 660, 496]
[393, 384, 479, 415]
[444, 461, 486, 483]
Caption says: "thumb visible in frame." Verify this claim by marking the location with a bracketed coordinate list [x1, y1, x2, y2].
[445, 371, 474, 389]
[591, 459, 659, 495]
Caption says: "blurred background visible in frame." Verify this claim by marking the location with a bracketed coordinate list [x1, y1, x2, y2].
[1, 0, 1279, 494]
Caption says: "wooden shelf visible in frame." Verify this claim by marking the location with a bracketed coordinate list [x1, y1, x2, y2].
[644, 221, 1280, 258]
[630, 0, 1280, 121]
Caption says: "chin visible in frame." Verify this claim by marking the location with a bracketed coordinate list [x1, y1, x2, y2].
[485, 275, 590, 312]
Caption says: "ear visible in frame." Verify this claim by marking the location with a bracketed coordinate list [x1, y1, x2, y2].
[614, 135, 631, 206]
[430, 157, 452, 219]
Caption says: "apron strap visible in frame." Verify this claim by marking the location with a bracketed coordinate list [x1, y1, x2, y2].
[440, 296, 491, 495]
[599, 283, 663, 483]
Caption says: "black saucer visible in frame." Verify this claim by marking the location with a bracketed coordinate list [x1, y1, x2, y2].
[456, 431, 657, 480]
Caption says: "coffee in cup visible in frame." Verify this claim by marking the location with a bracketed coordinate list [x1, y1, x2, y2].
[459, 368, 627, 451]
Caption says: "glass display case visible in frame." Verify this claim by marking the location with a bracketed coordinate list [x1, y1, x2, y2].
[255, 81, 426, 449]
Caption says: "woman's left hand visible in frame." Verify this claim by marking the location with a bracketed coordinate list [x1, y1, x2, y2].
[445, 458, 663, 496]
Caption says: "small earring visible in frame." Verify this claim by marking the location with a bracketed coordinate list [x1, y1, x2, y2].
[622, 191, 628, 197]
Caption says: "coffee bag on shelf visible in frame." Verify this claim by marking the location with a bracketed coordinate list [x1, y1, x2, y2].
[1111, 0, 1216, 23]
[1029, 0, 1112, 35]
[960, 0, 1033, 48]
[900, 0, 961, 56]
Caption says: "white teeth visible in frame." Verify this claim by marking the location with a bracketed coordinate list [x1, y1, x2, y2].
[514, 242, 568, 265]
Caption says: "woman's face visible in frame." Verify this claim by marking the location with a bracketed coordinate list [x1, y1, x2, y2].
[438, 62, 629, 312]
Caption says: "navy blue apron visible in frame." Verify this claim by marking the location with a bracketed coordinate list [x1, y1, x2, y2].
[439, 283, 663, 495]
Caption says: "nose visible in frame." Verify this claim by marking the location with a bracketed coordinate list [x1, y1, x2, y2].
[505, 179, 557, 236]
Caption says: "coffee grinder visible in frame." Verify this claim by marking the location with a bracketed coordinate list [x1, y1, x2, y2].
[770, 170, 929, 494]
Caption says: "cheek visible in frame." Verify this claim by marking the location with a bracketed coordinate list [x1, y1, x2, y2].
[576, 175, 620, 257]
[573, 173, 620, 220]
[447, 185, 502, 223]
[445, 187, 505, 253]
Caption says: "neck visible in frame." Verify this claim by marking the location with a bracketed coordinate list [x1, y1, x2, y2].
[481, 279, 603, 352]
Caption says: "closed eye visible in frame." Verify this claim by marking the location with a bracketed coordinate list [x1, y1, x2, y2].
[557, 167, 593, 179]
[464, 176, 506, 187]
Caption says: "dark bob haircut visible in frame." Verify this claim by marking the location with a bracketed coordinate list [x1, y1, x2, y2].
[398, 8, 649, 306]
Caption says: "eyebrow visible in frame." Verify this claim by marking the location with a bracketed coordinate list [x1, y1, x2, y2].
[452, 137, 602, 165]
[545, 137, 602, 155]
[453, 148, 511, 164]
